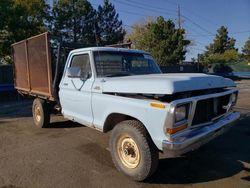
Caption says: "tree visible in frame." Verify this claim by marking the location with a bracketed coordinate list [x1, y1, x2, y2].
[97, 0, 125, 46]
[199, 26, 239, 66]
[52, 0, 96, 45]
[0, 1, 13, 60]
[127, 16, 190, 65]
[206, 26, 237, 55]
[0, 0, 50, 64]
[125, 18, 153, 48]
[202, 49, 239, 65]
[0, 1, 13, 30]
[242, 37, 250, 62]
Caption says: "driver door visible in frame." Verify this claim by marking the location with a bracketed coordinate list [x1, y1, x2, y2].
[59, 51, 93, 127]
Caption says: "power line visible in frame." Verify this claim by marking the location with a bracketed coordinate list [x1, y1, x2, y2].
[112, 0, 216, 36]
[183, 23, 210, 37]
[186, 30, 250, 37]
[229, 30, 250, 35]
[92, 3, 158, 18]
[182, 15, 215, 35]
[122, 24, 135, 29]
[126, 0, 176, 13]
[158, 0, 220, 27]
[189, 40, 208, 46]
[93, 0, 217, 36]
[188, 47, 206, 52]
[115, 10, 153, 18]
[92, 1, 250, 38]
[112, 0, 175, 16]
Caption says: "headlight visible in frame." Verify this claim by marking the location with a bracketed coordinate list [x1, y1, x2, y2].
[175, 104, 189, 123]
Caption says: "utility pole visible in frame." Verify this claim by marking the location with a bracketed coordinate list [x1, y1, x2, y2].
[177, 4, 181, 29]
[177, 4, 182, 65]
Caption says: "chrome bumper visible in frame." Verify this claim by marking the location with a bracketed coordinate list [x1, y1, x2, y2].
[162, 112, 240, 158]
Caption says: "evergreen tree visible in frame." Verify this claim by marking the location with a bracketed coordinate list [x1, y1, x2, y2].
[128, 16, 190, 65]
[242, 37, 250, 62]
[52, 0, 96, 45]
[206, 26, 236, 54]
[97, 0, 125, 46]
[0, 0, 50, 63]
[199, 26, 239, 66]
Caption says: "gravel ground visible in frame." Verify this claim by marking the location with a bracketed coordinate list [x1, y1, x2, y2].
[0, 80, 249, 188]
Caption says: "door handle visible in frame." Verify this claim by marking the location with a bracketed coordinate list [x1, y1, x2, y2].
[63, 83, 68, 86]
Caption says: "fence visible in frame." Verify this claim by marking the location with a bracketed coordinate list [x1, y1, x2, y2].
[160, 63, 204, 73]
[0, 65, 13, 84]
[0, 65, 19, 102]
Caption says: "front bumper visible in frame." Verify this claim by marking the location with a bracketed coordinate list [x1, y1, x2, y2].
[162, 111, 240, 158]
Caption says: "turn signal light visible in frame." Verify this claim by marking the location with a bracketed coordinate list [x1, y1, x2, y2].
[166, 124, 188, 135]
[150, 103, 166, 109]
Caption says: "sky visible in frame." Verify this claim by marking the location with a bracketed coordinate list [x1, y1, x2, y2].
[51, 0, 250, 61]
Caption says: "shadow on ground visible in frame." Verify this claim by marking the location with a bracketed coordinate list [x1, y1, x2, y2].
[46, 120, 85, 129]
[146, 113, 250, 185]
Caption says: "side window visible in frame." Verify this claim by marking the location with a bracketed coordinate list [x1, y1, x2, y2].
[70, 54, 91, 78]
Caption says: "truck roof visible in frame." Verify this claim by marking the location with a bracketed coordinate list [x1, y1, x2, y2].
[70, 47, 148, 54]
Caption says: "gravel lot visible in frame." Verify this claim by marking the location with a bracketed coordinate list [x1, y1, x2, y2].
[0, 80, 249, 188]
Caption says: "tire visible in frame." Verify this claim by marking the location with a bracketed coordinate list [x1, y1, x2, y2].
[32, 98, 50, 128]
[109, 120, 159, 181]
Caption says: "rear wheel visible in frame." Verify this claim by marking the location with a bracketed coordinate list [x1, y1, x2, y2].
[32, 98, 50, 128]
[109, 120, 159, 181]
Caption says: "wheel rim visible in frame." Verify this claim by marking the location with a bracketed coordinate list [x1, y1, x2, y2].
[34, 104, 41, 122]
[117, 135, 140, 169]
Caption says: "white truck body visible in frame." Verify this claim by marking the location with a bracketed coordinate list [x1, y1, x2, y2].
[58, 47, 239, 152]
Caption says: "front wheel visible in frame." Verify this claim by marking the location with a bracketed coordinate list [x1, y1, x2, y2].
[109, 120, 159, 181]
[32, 98, 50, 128]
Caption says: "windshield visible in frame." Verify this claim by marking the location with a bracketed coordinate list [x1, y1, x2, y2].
[93, 51, 162, 77]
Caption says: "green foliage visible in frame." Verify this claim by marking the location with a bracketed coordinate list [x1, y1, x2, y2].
[242, 37, 250, 62]
[96, 0, 125, 45]
[199, 26, 240, 66]
[52, 0, 125, 46]
[0, 0, 50, 64]
[1, 0, 125, 64]
[52, 0, 96, 45]
[213, 63, 233, 73]
[202, 49, 240, 65]
[206, 26, 236, 54]
[127, 16, 190, 65]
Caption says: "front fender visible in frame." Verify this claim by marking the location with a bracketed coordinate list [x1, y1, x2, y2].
[91, 93, 169, 150]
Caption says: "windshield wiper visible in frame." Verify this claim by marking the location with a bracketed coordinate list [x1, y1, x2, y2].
[105, 72, 134, 77]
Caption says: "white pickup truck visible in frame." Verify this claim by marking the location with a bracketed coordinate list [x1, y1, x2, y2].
[12, 33, 240, 181]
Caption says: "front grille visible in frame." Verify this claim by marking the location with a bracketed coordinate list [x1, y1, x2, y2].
[192, 94, 231, 126]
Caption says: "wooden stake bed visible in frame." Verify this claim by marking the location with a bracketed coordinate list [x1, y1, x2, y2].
[12, 32, 54, 101]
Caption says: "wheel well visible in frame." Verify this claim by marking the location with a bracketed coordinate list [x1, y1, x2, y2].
[104, 113, 160, 151]
[103, 113, 138, 132]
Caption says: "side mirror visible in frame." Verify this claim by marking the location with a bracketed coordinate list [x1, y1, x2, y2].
[67, 67, 81, 78]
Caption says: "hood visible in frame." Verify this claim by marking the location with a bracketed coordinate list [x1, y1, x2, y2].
[102, 73, 235, 95]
